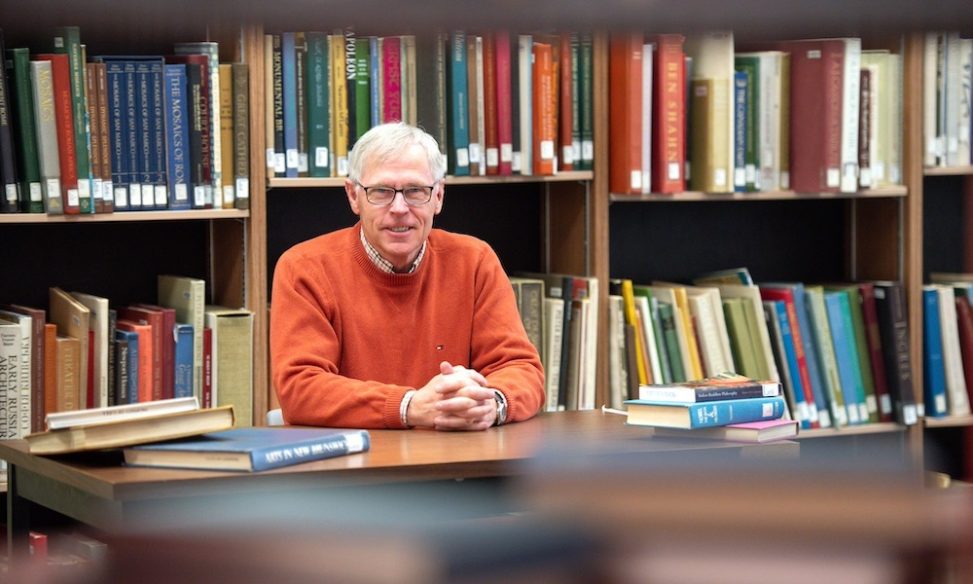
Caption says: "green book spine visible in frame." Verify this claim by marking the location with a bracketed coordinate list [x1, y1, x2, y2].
[733, 54, 760, 192]
[306, 32, 330, 177]
[7, 47, 43, 212]
[53, 26, 92, 213]
[354, 37, 371, 141]
[578, 33, 593, 171]
[658, 302, 686, 383]
[838, 286, 879, 422]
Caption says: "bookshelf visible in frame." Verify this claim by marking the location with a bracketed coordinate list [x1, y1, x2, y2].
[5, 1, 973, 479]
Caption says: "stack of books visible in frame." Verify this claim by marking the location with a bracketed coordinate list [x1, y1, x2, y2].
[625, 373, 798, 442]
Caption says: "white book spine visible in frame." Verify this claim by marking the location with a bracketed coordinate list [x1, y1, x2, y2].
[840, 38, 861, 193]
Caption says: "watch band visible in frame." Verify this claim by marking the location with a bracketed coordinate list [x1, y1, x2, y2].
[493, 390, 508, 426]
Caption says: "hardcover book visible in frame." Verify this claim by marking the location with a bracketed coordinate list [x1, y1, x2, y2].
[652, 417, 798, 443]
[638, 373, 780, 403]
[624, 395, 786, 429]
[123, 426, 370, 472]
[45, 396, 198, 430]
[26, 404, 234, 455]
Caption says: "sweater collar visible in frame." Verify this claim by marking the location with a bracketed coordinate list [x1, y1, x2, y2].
[359, 227, 427, 274]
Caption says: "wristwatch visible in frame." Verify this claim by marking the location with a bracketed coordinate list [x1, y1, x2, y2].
[493, 390, 508, 426]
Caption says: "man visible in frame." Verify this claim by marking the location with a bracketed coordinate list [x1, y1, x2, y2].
[271, 123, 545, 430]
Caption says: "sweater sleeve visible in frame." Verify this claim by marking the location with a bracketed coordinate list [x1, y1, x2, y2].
[270, 249, 411, 429]
[470, 246, 546, 422]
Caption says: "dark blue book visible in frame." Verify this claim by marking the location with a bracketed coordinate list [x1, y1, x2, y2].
[144, 57, 167, 209]
[98, 58, 132, 210]
[163, 63, 191, 210]
[123, 427, 371, 472]
[624, 396, 787, 429]
[173, 322, 193, 398]
[115, 329, 139, 404]
[923, 286, 948, 417]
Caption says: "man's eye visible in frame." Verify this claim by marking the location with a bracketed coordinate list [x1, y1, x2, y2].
[403, 188, 425, 197]
[371, 188, 395, 198]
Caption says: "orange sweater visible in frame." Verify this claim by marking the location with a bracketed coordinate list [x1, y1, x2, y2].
[271, 226, 545, 428]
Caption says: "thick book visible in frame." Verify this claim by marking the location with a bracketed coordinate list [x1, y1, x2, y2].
[163, 63, 191, 210]
[26, 404, 234, 455]
[651, 33, 686, 193]
[624, 395, 787, 429]
[123, 426, 371, 472]
[305, 31, 331, 177]
[652, 417, 799, 443]
[34, 53, 80, 213]
[638, 373, 780, 403]
[609, 32, 644, 195]
[922, 286, 949, 417]
[872, 281, 918, 425]
[28, 59, 64, 214]
[52, 26, 92, 213]
[7, 47, 43, 212]
[45, 396, 199, 430]
[4, 304, 46, 432]
[205, 305, 254, 426]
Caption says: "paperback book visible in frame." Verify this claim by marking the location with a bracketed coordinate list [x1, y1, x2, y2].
[652, 418, 799, 443]
[638, 373, 781, 403]
[625, 395, 787, 429]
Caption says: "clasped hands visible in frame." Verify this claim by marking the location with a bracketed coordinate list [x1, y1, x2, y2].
[407, 361, 497, 431]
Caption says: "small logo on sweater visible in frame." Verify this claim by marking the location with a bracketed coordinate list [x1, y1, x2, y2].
[436, 344, 444, 351]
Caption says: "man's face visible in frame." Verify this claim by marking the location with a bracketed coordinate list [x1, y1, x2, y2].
[345, 144, 444, 272]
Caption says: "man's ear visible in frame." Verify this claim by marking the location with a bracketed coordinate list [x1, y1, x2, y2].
[433, 183, 444, 215]
[345, 179, 361, 215]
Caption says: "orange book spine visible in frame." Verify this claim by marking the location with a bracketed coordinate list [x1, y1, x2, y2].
[532, 42, 556, 175]
[651, 34, 686, 193]
[609, 32, 643, 195]
[482, 33, 499, 175]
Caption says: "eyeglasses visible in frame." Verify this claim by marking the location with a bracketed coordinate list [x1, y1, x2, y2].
[356, 181, 437, 207]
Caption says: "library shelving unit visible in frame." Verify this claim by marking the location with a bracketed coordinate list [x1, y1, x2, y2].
[7, 1, 973, 476]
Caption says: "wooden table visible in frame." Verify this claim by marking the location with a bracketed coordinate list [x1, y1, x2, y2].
[0, 410, 797, 557]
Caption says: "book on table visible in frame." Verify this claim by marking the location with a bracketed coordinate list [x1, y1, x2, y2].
[26, 405, 235, 455]
[123, 427, 371, 472]
[652, 418, 799, 443]
[44, 396, 200, 431]
[638, 373, 781, 403]
[625, 395, 787, 429]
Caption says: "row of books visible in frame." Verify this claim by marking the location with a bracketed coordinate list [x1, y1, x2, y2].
[610, 32, 903, 195]
[623, 373, 799, 443]
[509, 272, 599, 413]
[922, 273, 973, 418]
[0, 26, 250, 215]
[923, 32, 973, 169]
[608, 269, 920, 431]
[0, 276, 254, 438]
[265, 29, 594, 179]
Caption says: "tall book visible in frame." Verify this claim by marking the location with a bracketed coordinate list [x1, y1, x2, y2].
[804, 285, 849, 427]
[205, 306, 254, 427]
[218, 63, 235, 207]
[858, 282, 894, 422]
[823, 290, 867, 424]
[922, 286, 948, 417]
[416, 32, 449, 163]
[447, 31, 470, 176]
[651, 34, 686, 193]
[52, 26, 92, 213]
[684, 31, 734, 193]
[28, 59, 64, 214]
[935, 285, 971, 416]
[280, 32, 300, 179]
[70, 292, 110, 409]
[163, 63, 191, 210]
[6, 47, 43, 212]
[494, 30, 513, 176]
[0, 312, 29, 438]
[49, 287, 90, 407]
[609, 32, 644, 195]
[174, 42, 221, 207]
[0, 30, 18, 213]
[34, 54, 80, 213]
[330, 32, 349, 176]
[4, 304, 46, 432]
[532, 40, 556, 176]
[784, 38, 845, 193]
[517, 34, 532, 175]
[231, 62, 250, 209]
[305, 32, 331, 178]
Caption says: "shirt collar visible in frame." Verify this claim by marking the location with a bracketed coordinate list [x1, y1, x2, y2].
[359, 228, 426, 274]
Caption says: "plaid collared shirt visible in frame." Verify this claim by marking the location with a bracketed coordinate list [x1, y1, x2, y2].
[359, 228, 426, 274]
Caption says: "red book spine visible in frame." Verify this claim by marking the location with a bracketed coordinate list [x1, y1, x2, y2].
[35, 54, 80, 213]
[652, 34, 686, 193]
[609, 32, 643, 195]
[954, 297, 973, 401]
[482, 33, 499, 175]
[786, 39, 844, 193]
[532, 41, 556, 175]
[558, 33, 574, 172]
[760, 288, 819, 428]
[383, 36, 402, 122]
[859, 282, 894, 422]
[494, 30, 513, 176]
